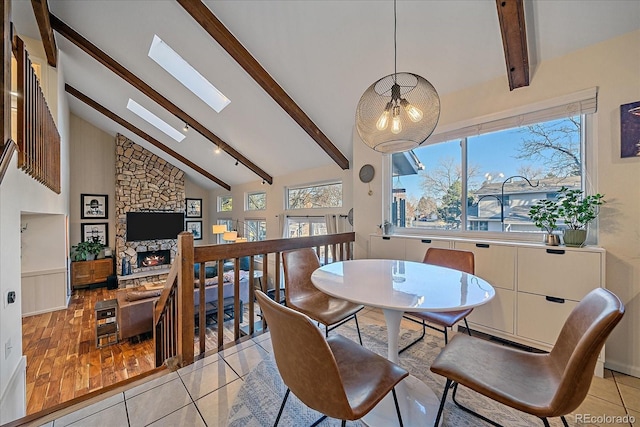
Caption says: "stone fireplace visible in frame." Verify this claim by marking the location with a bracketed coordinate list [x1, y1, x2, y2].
[114, 135, 185, 284]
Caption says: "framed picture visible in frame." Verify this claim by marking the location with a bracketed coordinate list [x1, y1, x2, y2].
[81, 194, 108, 219]
[186, 198, 202, 218]
[621, 101, 640, 158]
[81, 222, 109, 245]
[186, 220, 203, 240]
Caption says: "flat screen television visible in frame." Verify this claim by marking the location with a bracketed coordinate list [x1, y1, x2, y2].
[126, 212, 185, 242]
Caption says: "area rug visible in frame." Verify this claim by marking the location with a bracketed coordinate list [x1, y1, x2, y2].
[227, 324, 573, 426]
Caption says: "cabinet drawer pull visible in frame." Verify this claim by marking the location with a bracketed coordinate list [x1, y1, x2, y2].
[382, 236, 391, 240]
[546, 249, 565, 255]
[421, 239, 432, 244]
[475, 243, 490, 248]
[545, 296, 565, 304]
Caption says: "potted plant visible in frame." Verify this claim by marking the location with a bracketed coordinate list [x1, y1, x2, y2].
[528, 199, 561, 246]
[558, 187, 605, 247]
[71, 240, 105, 261]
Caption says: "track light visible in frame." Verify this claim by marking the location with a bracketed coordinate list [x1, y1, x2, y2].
[262, 180, 265, 185]
[214, 145, 221, 154]
[183, 123, 189, 132]
[235, 159, 239, 166]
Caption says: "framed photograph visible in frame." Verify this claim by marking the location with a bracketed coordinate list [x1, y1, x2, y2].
[621, 101, 640, 158]
[186, 220, 203, 240]
[185, 198, 202, 218]
[81, 194, 108, 219]
[81, 222, 108, 245]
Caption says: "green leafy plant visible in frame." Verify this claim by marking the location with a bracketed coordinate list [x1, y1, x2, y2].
[71, 240, 105, 261]
[528, 199, 561, 234]
[558, 187, 605, 230]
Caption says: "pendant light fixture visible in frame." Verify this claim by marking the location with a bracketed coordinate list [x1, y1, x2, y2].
[356, 0, 440, 154]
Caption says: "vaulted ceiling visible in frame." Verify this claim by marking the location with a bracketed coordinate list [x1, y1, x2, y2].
[10, 0, 640, 190]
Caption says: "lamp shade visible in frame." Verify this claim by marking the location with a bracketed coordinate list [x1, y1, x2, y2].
[223, 231, 238, 242]
[212, 224, 227, 234]
[356, 72, 440, 153]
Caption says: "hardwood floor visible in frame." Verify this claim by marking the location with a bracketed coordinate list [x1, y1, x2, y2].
[22, 287, 155, 415]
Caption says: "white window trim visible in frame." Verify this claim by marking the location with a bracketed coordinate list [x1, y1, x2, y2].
[246, 191, 267, 211]
[285, 180, 343, 210]
[217, 195, 232, 213]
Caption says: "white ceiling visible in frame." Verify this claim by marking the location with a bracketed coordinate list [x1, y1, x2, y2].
[10, 0, 640, 190]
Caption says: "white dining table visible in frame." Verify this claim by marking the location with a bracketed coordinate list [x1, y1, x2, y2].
[311, 258, 495, 427]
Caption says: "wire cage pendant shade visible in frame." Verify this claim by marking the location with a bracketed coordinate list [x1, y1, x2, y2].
[356, 72, 440, 153]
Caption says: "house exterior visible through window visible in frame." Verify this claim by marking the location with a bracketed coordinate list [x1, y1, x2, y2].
[246, 191, 266, 211]
[286, 182, 342, 209]
[218, 195, 232, 212]
[390, 94, 596, 236]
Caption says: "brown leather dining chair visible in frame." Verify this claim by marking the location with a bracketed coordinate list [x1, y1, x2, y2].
[256, 291, 408, 427]
[282, 248, 364, 344]
[430, 287, 625, 427]
[400, 247, 475, 353]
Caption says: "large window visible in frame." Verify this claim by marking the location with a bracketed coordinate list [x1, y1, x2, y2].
[392, 114, 587, 235]
[218, 195, 232, 212]
[286, 182, 342, 209]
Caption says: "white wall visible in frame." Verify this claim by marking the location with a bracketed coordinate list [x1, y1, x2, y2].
[354, 30, 640, 376]
[0, 36, 70, 423]
[185, 177, 212, 246]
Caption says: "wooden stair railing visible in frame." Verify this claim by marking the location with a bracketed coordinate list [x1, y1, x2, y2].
[153, 232, 355, 369]
[0, 138, 16, 185]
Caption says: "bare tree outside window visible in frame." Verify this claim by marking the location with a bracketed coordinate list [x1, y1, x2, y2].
[287, 182, 342, 209]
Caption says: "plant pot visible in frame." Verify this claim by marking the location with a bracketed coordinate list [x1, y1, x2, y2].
[86, 253, 96, 261]
[563, 229, 587, 247]
[543, 233, 560, 246]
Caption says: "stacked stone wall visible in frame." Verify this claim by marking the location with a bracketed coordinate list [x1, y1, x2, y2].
[114, 134, 185, 277]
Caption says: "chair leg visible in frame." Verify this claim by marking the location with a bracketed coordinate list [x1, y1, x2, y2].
[451, 382, 503, 427]
[354, 313, 363, 345]
[560, 415, 569, 427]
[433, 379, 452, 427]
[443, 327, 448, 345]
[341, 421, 346, 427]
[309, 415, 327, 427]
[540, 418, 551, 427]
[274, 388, 290, 427]
[463, 318, 472, 336]
[398, 318, 426, 354]
[392, 387, 404, 427]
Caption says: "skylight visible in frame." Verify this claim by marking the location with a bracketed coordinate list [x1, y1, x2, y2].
[126, 99, 185, 142]
[148, 35, 230, 113]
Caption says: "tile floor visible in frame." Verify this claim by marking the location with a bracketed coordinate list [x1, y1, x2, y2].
[32, 307, 639, 427]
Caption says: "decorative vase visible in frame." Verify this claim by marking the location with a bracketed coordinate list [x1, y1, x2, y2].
[563, 229, 587, 247]
[87, 253, 96, 261]
[543, 233, 560, 246]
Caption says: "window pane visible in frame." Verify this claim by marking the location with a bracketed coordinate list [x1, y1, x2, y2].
[247, 192, 266, 211]
[467, 116, 582, 233]
[287, 183, 342, 209]
[285, 217, 327, 238]
[216, 219, 233, 243]
[218, 196, 232, 212]
[245, 219, 266, 241]
[392, 140, 462, 231]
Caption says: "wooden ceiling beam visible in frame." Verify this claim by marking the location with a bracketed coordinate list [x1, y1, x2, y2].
[65, 84, 231, 190]
[496, 0, 529, 90]
[177, 0, 350, 170]
[30, 0, 57, 66]
[50, 14, 273, 185]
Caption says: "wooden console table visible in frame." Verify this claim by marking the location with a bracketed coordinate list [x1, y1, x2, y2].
[71, 259, 114, 289]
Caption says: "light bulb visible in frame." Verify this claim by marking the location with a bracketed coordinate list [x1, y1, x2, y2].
[214, 145, 221, 154]
[376, 110, 390, 131]
[376, 102, 393, 131]
[391, 115, 402, 134]
[401, 99, 423, 123]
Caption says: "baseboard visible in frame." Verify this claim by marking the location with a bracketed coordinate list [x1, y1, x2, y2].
[604, 360, 640, 378]
[22, 305, 67, 317]
[0, 355, 26, 424]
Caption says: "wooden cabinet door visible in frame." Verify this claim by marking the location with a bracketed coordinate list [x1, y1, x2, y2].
[92, 259, 114, 283]
[71, 262, 93, 287]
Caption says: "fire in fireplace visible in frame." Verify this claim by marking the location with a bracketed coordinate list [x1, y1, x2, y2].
[137, 249, 171, 268]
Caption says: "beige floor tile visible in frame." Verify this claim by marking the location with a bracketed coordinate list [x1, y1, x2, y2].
[619, 382, 640, 413]
[571, 394, 628, 425]
[123, 371, 179, 400]
[180, 358, 241, 400]
[614, 371, 640, 390]
[63, 402, 128, 427]
[222, 344, 270, 377]
[196, 378, 244, 427]
[126, 377, 192, 427]
[627, 408, 639, 426]
[53, 393, 124, 427]
[588, 371, 624, 406]
[147, 403, 206, 427]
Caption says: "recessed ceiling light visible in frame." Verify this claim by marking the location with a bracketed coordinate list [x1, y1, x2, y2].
[126, 98, 185, 142]
[148, 35, 230, 113]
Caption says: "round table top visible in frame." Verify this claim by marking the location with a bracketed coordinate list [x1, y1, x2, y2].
[311, 259, 495, 313]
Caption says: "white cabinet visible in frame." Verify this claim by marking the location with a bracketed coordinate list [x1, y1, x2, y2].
[368, 234, 606, 370]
